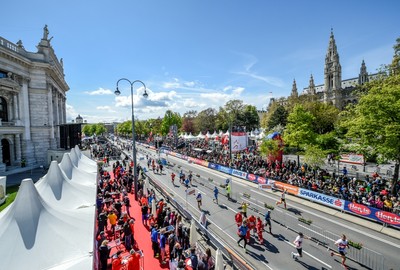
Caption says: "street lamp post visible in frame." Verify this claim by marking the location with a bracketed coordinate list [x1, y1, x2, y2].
[115, 79, 148, 201]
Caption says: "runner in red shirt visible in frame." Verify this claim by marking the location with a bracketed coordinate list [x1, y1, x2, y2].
[235, 212, 243, 227]
[256, 216, 264, 245]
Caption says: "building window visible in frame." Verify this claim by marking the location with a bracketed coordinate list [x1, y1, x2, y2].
[0, 97, 8, 122]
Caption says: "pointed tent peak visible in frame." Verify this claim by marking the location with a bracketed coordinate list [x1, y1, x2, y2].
[13, 178, 44, 249]
[69, 148, 79, 167]
[74, 145, 82, 158]
[37, 161, 64, 200]
[59, 153, 73, 180]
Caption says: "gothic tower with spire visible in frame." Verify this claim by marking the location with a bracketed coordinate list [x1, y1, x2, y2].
[358, 60, 369, 85]
[308, 74, 316, 95]
[324, 29, 342, 108]
[291, 79, 298, 98]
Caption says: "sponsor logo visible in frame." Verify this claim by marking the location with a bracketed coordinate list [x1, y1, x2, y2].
[257, 177, 266, 184]
[347, 203, 370, 215]
[247, 174, 257, 181]
[219, 166, 232, 174]
[375, 211, 400, 225]
[209, 163, 218, 169]
[232, 169, 247, 179]
[299, 189, 343, 208]
[334, 199, 343, 207]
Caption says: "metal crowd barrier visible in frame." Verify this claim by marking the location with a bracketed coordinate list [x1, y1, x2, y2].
[145, 172, 255, 270]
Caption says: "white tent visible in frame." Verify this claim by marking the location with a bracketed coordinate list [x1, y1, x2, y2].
[35, 161, 96, 209]
[196, 132, 205, 139]
[59, 153, 97, 187]
[0, 148, 98, 270]
[210, 131, 217, 139]
[70, 147, 97, 173]
[185, 133, 196, 141]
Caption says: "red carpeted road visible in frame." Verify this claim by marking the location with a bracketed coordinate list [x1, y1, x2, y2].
[106, 171, 168, 270]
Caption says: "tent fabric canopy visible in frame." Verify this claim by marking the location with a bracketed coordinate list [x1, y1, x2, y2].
[0, 145, 97, 270]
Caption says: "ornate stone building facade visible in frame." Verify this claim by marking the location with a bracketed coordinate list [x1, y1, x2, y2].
[269, 30, 379, 110]
[0, 25, 68, 172]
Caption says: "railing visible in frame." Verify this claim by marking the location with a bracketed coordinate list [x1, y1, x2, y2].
[277, 210, 386, 270]
[0, 37, 19, 53]
[145, 171, 255, 270]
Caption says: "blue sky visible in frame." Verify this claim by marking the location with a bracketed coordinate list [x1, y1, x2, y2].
[1, 0, 399, 123]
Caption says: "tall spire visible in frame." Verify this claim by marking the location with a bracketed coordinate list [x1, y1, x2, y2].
[324, 29, 342, 108]
[309, 74, 316, 95]
[358, 59, 369, 85]
[291, 79, 298, 98]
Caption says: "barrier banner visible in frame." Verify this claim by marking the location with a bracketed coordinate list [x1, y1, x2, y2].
[232, 169, 247, 179]
[257, 176, 267, 184]
[0, 176, 6, 205]
[259, 183, 272, 190]
[208, 163, 219, 170]
[246, 173, 258, 183]
[274, 182, 299, 195]
[218, 165, 233, 175]
[339, 153, 364, 165]
[298, 189, 344, 209]
[344, 202, 400, 227]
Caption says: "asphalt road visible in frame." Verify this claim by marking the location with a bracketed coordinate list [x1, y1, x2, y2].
[133, 146, 400, 270]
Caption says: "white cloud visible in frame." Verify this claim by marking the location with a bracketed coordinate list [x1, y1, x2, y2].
[235, 71, 285, 88]
[183, 98, 206, 108]
[84, 87, 113, 95]
[66, 103, 78, 122]
[96, 106, 116, 112]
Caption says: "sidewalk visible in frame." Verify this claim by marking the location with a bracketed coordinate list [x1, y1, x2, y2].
[1, 166, 45, 187]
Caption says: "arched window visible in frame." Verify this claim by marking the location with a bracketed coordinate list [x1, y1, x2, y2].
[0, 97, 8, 122]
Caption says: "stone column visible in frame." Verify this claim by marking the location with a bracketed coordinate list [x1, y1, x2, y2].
[13, 94, 20, 120]
[21, 77, 31, 140]
[15, 134, 21, 162]
[47, 85, 56, 149]
[0, 135, 5, 173]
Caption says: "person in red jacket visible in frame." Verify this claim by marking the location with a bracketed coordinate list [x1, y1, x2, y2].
[235, 212, 243, 228]
[256, 216, 264, 245]
[111, 250, 123, 270]
[127, 249, 141, 270]
[247, 215, 257, 235]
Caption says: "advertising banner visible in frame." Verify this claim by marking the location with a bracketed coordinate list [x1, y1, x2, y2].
[257, 176, 267, 184]
[259, 183, 272, 190]
[232, 169, 247, 179]
[274, 182, 299, 195]
[218, 165, 233, 175]
[298, 189, 345, 209]
[230, 132, 247, 153]
[339, 153, 364, 165]
[344, 202, 400, 227]
[246, 173, 258, 183]
[208, 163, 219, 170]
[0, 176, 5, 205]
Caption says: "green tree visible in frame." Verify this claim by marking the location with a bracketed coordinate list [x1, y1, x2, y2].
[303, 145, 326, 171]
[283, 104, 317, 164]
[342, 73, 400, 194]
[94, 123, 107, 136]
[303, 101, 339, 134]
[259, 138, 281, 159]
[242, 105, 260, 131]
[267, 105, 288, 131]
[82, 124, 93, 136]
[196, 108, 217, 132]
[182, 110, 197, 134]
[161, 110, 182, 135]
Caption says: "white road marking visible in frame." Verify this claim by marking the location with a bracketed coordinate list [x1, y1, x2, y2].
[283, 238, 332, 269]
[250, 189, 400, 249]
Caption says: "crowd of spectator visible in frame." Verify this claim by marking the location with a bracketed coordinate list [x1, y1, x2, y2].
[159, 137, 400, 215]
[95, 140, 217, 270]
